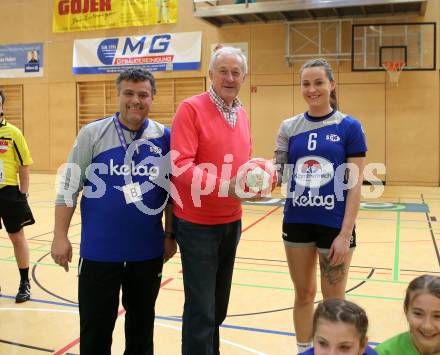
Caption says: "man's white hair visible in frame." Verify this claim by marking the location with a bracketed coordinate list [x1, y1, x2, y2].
[209, 46, 248, 74]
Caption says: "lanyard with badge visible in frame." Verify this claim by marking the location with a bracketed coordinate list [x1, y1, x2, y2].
[113, 115, 148, 204]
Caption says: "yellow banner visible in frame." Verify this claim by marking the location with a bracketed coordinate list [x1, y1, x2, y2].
[53, 0, 178, 33]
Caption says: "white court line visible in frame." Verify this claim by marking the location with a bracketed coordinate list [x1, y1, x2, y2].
[0, 308, 267, 355]
[155, 321, 267, 355]
[220, 338, 267, 355]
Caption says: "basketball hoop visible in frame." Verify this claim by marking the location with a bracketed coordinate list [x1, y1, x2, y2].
[382, 61, 406, 85]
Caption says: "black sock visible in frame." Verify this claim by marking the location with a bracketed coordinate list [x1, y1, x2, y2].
[19, 268, 29, 282]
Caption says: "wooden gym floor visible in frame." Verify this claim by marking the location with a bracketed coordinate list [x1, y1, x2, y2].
[1, 174, 439, 354]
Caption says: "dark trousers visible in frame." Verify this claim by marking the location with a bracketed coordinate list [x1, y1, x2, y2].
[78, 257, 163, 355]
[174, 216, 241, 355]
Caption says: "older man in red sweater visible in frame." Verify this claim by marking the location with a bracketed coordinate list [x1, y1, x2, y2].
[171, 46, 251, 355]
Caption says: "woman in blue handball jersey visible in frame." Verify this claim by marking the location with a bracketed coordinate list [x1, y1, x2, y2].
[274, 58, 367, 354]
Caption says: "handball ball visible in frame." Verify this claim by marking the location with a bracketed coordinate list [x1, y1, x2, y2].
[243, 158, 278, 193]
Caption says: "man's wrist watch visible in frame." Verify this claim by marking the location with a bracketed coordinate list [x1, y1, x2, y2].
[22, 192, 29, 198]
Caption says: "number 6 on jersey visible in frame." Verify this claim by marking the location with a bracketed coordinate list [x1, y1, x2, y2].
[307, 133, 317, 151]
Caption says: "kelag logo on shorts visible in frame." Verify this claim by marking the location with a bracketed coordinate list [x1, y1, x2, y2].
[294, 156, 334, 188]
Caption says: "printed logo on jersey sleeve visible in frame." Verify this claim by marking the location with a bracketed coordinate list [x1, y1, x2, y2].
[294, 156, 334, 188]
[326, 134, 340, 142]
[0, 139, 9, 153]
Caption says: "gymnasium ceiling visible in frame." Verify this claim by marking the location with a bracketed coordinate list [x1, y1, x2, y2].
[193, 0, 428, 26]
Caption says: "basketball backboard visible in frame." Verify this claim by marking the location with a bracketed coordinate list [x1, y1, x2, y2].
[351, 22, 436, 71]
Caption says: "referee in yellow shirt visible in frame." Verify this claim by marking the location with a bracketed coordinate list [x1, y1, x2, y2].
[0, 89, 34, 303]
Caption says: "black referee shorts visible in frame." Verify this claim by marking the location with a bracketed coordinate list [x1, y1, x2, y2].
[0, 185, 35, 233]
[282, 223, 356, 253]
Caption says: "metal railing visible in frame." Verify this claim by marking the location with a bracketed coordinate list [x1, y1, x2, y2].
[193, 0, 271, 10]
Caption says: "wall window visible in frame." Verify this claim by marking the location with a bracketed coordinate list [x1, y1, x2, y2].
[77, 77, 205, 131]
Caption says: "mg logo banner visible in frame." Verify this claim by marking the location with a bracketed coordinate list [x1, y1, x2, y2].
[73, 31, 201, 74]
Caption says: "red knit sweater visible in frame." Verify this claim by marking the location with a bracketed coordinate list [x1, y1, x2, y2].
[171, 92, 252, 224]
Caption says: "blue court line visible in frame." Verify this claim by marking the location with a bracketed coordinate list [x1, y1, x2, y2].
[0, 294, 78, 308]
[156, 315, 380, 345]
[242, 211, 438, 228]
[157, 315, 295, 336]
[0, 295, 380, 346]
[359, 216, 433, 223]
[242, 209, 437, 224]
